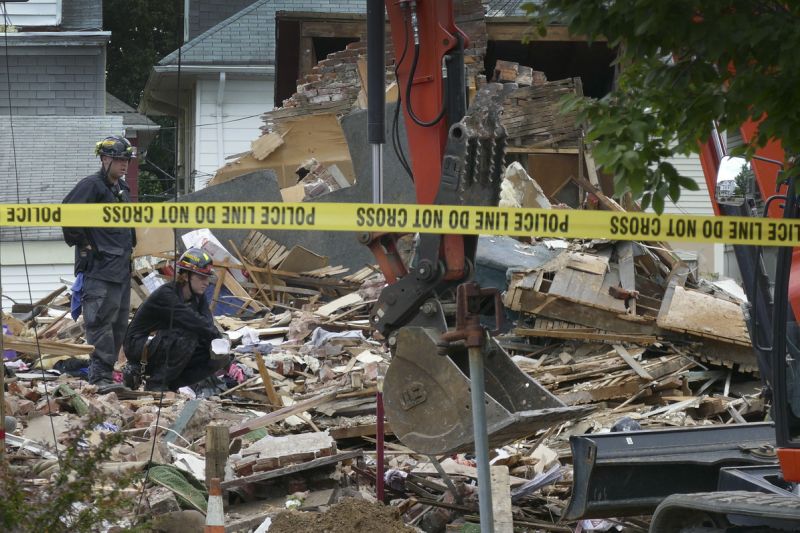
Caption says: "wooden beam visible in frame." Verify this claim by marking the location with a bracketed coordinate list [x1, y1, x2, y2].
[486, 21, 604, 43]
[514, 327, 657, 345]
[3, 335, 93, 356]
[612, 344, 654, 381]
[209, 267, 226, 313]
[491, 465, 514, 533]
[255, 352, 283, 411]
[205, 424, 230, 488]
[229, 391, 337, 438]
[229, 239, 273, 306]
[330, 422, 393, 440]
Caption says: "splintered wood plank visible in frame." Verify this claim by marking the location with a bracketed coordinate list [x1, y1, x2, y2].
[514, 327, 658, 345]
[558, 379, 644, 405]
[255, 353, 282, 410]
[565, 253, 609, 275]
[347, 266, 378, 283]
[229, 391, 337, 438]
[549, 259, 627, 313]
[491, 465, 514, 533]
[4, 335, 93, 356]
[222, 272, 263, 312]
[613, 344, 654, 380]
[657, 286, 751, 345]
[315, 293, 364, 317]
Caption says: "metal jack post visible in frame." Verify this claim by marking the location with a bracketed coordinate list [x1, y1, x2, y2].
[441, 282, 504, 533]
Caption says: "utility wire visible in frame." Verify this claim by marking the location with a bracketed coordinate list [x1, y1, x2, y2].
[1, 1, 62, 466]
[135, 0, 184, 518]
[159, 112, 264, 130]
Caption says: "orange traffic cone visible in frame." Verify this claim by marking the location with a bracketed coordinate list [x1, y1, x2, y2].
[205, 477, 225, 532]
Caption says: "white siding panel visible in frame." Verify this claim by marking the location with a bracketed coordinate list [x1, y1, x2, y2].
[1, 240, 73, 310]
[2, 0, 62, 27]
[655, 153, 715, 216]
[193, 78, 273, 189]
[2, 264, 73, 311]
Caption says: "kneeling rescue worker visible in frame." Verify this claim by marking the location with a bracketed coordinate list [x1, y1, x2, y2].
[123, 248, 231, 391]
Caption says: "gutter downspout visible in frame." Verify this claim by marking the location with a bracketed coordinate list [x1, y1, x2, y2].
[184, 0, 190, 42]
[216, 72, 227, 173]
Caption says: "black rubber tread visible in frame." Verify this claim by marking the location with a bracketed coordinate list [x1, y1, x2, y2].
[650, 491, 800, 533]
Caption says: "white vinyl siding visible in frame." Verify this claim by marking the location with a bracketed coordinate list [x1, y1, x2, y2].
[1, 240, 73, 311]
[1, 0, 62, 27]
[193, 78, 274, 189]
[648, 153, 723, 277]
[660, 153, 714, 216]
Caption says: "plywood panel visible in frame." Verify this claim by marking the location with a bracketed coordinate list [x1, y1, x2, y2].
[212, 113, 353, 188]
[657, 286, 750, 345]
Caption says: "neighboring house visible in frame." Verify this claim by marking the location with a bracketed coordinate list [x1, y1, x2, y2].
[0, 0, 157, 309]
[140, 0, 366, 192]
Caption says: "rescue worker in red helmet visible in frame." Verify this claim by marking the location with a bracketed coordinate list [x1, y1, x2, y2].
[122, 248, 230, 391]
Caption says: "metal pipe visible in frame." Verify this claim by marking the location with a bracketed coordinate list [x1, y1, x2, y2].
[371, 144, 383, 204]
[183, 0, 190, 43]
[376, 388, 385, 502]
[216, 72, 227, 172]
[368, 1, 387, 500]
[367, 0, 385, 204]
[468, 345, 494, 532]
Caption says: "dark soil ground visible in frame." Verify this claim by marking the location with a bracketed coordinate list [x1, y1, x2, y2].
[268, 497, 416, 533]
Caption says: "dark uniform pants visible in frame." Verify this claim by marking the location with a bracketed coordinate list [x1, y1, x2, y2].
[83, 277, 130, 384]
[125, 329, 229, 391]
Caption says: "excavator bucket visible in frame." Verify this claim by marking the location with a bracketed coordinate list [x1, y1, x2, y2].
[383, 327, 592, 455]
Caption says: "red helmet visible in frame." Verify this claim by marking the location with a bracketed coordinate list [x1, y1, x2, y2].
[176, 248, 213, 276]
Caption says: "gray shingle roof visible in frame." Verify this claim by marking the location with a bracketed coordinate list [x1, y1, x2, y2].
[106, 93, 159, 128]
[158, 0, 367, 66]
[484, 0, 536, 16]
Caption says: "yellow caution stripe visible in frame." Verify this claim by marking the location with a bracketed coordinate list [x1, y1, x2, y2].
[1, 202, 798, 247]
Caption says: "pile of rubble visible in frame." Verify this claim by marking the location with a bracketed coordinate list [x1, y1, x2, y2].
[0, 8, 765, 528]
[1, 216, 764, 531]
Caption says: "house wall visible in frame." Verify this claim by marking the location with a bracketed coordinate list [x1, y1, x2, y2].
[1, 0, 62, 27]
[0, 47, 105, 115]
[654, 153, 730, 280]
[0, 241, 73, 311]
[661, 153, 714, 217]
[61, 0, 103, 30]
[193, 78, 274, 189]
[0, 115, 125, 242]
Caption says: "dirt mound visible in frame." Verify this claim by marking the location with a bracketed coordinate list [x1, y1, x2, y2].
[268, 498, 415, 533]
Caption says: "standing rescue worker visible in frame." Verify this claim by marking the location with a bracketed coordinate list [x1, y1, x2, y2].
[63, 135, 136, 392]
[122, 249, 231, 392]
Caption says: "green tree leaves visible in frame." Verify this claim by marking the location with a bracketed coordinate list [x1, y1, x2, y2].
[104, 1, 180, 201]
[523, 1, 799, 212]
[104, 0, 179, 108]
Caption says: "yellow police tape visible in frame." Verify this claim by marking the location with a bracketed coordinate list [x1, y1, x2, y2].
[1, 202, 799, 247]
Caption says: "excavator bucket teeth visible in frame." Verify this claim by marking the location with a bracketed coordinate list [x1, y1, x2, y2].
[383, 327, 592, 455]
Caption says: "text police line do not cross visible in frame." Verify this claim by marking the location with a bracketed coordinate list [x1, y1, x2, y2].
[1, 202, 799, 247]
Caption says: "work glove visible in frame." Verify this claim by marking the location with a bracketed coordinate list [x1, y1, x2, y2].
[76, 246, 93, 273]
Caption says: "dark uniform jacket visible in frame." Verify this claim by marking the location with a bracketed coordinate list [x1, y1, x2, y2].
[62, 170, 136, 283]
[125, 282, 220, 349]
